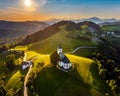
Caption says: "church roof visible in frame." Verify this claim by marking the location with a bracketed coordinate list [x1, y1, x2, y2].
[59, 53, 70, 63]
[62, 56, 70, 63]
[59, 53, 65, 60]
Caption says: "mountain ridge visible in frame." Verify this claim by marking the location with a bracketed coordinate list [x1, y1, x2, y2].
[0, 20, 49, 32]
[45, 17, 120, 24]
[0, 20, 49, 42]
[18, 20, 100, 45]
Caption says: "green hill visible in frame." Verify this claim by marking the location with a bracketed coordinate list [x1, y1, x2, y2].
[18, 20, 100, 45]
[25, 52, 112, 96]
[17, 20, 99, 57]
[0, 46, 112, 96]
[27, 26, 95, 56]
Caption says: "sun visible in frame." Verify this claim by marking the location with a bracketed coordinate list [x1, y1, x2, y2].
[24, 0, 32, 7]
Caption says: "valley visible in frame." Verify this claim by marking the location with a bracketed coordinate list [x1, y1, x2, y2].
[0, 20, 49, 44]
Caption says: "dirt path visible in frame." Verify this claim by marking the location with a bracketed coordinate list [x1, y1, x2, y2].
[23, 53, 32, 96]
[23, 53, 27, 61]
[24, 65, 32, 96]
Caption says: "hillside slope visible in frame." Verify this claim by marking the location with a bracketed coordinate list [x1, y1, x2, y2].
[0, 20, 49, 41]
[28, 26, 95, 54]
[25, 51, 112, 96]
[0, 20, 49, 32]
[19, 20, 100, 45]
[0, 29, 25, 39]
[0, 47, 112, 96]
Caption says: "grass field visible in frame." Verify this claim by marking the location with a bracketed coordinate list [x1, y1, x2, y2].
[0, 47, 111, 96]
[5, 71, 22, 90]
[71, 48, 94, 57]
[102, 25, 120, 32]
[28, 26, 95, 54]
[13, 46, 28, 51]
[31, 53, 111, 96]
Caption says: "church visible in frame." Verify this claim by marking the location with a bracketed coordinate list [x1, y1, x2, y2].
[57, 44, 72, 70]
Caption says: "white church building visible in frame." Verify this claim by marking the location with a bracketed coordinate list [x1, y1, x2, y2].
[57, 44, 72, 70]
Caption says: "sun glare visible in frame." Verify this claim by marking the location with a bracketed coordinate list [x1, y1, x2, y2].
[23, 0, 47, 12]
[25, 0, 32, 7]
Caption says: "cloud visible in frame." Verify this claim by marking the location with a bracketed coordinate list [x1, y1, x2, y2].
[0, 7, 47, 21]
[0, 0, 48, 21]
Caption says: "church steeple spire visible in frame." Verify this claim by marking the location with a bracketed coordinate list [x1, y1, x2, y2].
[58, 44, 62, 49]
[57, 44, 62, 54]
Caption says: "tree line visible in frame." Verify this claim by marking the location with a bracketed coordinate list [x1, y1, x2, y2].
[0, 50, 24, 96]
[92, 38, 120, 96]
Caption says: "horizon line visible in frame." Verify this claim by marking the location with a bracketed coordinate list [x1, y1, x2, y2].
[0, 17, 120, 22]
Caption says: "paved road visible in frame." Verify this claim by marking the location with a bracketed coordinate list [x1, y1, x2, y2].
[67, 46, 96, 53]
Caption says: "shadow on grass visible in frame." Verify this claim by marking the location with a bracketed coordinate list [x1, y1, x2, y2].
[89, 62, 113, 96]
[33, 66, 93, 96]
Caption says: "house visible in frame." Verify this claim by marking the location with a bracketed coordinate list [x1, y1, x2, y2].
[57, 44, 72, 70]
[22, 61, 32, 70]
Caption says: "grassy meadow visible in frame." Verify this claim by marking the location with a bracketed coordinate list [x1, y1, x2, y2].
[31, 54, 111, 96]
[28, 26, 95, 55]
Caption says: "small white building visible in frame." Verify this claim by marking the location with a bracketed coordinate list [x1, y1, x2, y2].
[22, 61, 32, 70]
[57, 44, 72, 70]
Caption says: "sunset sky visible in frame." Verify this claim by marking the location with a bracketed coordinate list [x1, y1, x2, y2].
[0, 0, 120, 21]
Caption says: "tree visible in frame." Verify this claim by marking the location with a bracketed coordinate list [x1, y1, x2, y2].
[93, 37, 120, 95]
[5, 54, 16, 72]
[50, 51, 60, 66]
[0, 80, 6, 95]
[6, 89, 15, 96]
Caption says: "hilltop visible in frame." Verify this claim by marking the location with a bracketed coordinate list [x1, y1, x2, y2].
[18, 20, 100, 44]
[0, 45, 113, 96]
[19, 51, 112, 96]
[15, 20, 101, 57]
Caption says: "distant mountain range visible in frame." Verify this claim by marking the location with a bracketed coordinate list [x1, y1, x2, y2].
[73, 17, 120, 24]
[45, 17, 120, 24]
[0, 17, 120, 44]
[0, 20, 49, 41]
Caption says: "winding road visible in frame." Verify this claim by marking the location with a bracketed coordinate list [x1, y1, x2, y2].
[23, 53, 27, 61]
[67, 46, 96, 53]
[24, 65, 32, 96]
[23, 53, 32, 96]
